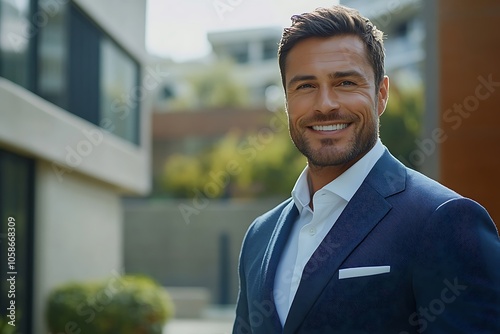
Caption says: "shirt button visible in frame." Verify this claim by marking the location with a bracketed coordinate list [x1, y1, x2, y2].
[309, 227, 316, 236]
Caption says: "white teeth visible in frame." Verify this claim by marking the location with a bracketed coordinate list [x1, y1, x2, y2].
[312, 124, 348, 131]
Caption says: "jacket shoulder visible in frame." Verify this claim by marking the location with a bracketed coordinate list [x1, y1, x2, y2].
[246, 197, 293, 238]
[404, 167, 461, 206]
[373, 150, 461, 206]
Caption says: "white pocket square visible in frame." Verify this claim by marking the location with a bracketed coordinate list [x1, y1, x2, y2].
[339, 266, 391, 279]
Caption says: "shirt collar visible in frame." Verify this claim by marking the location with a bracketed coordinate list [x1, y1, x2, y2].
[291, 139, 385, 212]
[291, 167, 311, 213]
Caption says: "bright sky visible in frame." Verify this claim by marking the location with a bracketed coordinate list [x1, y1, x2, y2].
[146, 0, 339, 62]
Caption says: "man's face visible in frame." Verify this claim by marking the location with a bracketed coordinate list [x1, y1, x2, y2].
[284, 34, 389, 168]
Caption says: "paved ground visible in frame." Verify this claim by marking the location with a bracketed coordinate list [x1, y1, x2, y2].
[164, 306, 235, 334]
[164, 319, 233, 334]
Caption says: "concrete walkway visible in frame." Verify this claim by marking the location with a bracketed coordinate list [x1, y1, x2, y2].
[164, 319, 233, 334]
[164, 306, 235, 334]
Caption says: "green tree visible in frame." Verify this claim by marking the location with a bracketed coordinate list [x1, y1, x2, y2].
[159, 87, 423, 199]
[161, 111, 304, 199]
[161, 154, 204, 198]
[380, 86, 423, 169]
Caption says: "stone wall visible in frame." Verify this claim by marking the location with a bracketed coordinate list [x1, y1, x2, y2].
[123, 197, 286, 306]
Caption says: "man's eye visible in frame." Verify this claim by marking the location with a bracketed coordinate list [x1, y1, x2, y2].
[297, 83, 314, 89]
[339, 81, 355, 86]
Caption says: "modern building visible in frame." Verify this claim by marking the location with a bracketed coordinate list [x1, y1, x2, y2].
[0, 0, 152, 332]
[149, 25, 287, 197]
[341, 0, 425, 89]
[422, 0, 500, 227]
[207, 27, 283, 108]
[154, 26, 284, 112]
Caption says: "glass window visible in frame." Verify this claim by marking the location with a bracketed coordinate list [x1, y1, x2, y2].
[1, 1, 141, 146]
[0, 149, 34, 333]
[226, 42, 248, 64]
[37, 0, 68, 109]
[100, 38, 140, 144]
[67, 3, 100, 125]
[263, 39, 278, 60]
[0, 0, 31, 87]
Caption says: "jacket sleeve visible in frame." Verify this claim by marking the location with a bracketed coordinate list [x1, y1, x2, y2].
[233, 228, 251, 334]
[412, 197, 500, 333]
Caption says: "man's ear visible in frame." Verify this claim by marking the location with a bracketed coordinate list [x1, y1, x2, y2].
[377, 76, 390, 116]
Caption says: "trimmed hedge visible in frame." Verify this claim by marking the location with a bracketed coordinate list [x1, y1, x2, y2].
[46, 275, 174, 334]
[0, 316, 16, 334]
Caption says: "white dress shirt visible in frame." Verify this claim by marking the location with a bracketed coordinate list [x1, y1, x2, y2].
[273, 139, 385, 325]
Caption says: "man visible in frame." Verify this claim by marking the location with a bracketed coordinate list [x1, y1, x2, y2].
[233, 5, 500, 334]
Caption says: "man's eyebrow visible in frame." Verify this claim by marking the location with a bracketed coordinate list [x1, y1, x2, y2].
[287, 71, 368, 89]
[329, 70, 367, 80]
[287, 75, 317, 90]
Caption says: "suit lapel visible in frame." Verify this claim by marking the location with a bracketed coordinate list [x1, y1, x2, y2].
[283, 151, 406, 333]
[260, 199, 299, 331]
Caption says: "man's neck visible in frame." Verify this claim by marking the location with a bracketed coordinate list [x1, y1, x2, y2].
[306, 158, 360, 210]
[307, 160, 357, 194]
[305, 139, 381, 208]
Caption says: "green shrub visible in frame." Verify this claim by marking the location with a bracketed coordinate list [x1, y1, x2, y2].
[0, 316, 16, 334]
[46, 275, 175, 334]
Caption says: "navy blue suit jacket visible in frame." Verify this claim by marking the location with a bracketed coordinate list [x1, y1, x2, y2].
[233, 150, 500, 334]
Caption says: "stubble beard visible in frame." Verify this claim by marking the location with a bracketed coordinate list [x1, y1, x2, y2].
[289, 117, 379, 168]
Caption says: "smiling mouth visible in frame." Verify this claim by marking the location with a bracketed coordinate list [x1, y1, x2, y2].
[311, 123, 349, 131]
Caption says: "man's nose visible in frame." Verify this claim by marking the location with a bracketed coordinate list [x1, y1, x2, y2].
[314, 87, 340, 114]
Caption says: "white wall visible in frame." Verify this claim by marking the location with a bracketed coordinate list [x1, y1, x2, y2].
[0, 78, 150, 195]
[33, 161, 123, 333]
[0, 2, 151, 332]
[0, 1, 150, 332]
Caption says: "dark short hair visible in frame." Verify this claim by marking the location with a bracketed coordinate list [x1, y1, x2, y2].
[278, 5, 385, 92]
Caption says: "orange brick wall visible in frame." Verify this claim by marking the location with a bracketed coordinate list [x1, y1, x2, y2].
[438, 0, 500, 228]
